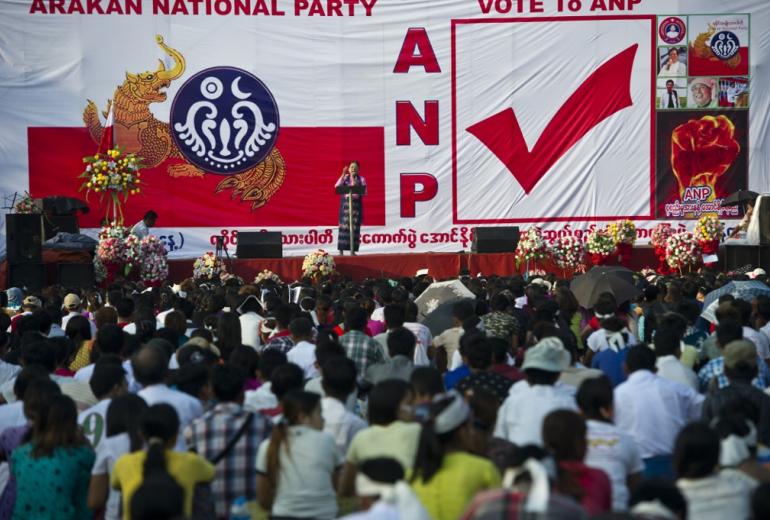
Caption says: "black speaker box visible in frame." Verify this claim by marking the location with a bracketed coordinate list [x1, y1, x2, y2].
[58, 263, 95, 289]
[471, 226, 520, 253]
[758, 201, 770, 246]
[6, 214, 42, 263]
[723, 245, 770, 271]
[235, 231, 283, 258]
[9, 263, 44, 291]
[43, 215, 79, 240]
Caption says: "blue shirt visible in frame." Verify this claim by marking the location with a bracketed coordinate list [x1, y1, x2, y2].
[592, 348, 628, 387]
[444, 365, 471, 391]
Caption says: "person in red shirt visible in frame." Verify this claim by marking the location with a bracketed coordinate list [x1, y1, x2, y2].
[543, 409, 612, 515]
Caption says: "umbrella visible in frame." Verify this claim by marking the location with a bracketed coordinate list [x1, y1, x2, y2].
[722, 190, 759, 207]
[700, 281, 770, 323]
[570, 268, 641, 309]
[584, 265, 636, 284]
[415, 279, 476, 336]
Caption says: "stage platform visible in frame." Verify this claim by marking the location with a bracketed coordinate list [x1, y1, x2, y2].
[5, 244, 769, 288]
[166, 247, 660, 283]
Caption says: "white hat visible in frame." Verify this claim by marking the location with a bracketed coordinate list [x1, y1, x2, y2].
[749, 268, 766, 279]
[522, 337, 570, 372]
[433, 391, 471, 434]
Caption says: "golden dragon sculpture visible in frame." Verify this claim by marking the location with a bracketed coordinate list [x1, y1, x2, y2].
[83, 35, 285, 209]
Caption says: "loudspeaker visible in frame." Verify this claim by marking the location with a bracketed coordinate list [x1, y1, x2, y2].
[58, 263, 95, 289]
[6, 214, 42, 263]
[43, 215, 79, 240]
[9, 263, 44, 291]
[471, 226, 520, 253]
[759, 201, 770, 246]
[723, 245, 770, 271]
[235, 232, 283, 258]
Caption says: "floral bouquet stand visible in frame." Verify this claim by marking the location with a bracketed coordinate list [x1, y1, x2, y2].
[666, 231, 702, 275]
[607, 220, 636, 268]
[302, 249, 337, 283]
[650, 224, 675, 275]
[78, 147, 143, 225]
[694, 215, 724, 269]
[585, 229, 615, 266]
[550, 236, 586, 278]
[515, 227, 548, 277]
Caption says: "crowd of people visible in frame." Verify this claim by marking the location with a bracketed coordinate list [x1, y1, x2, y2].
[0, 268, 769, 519]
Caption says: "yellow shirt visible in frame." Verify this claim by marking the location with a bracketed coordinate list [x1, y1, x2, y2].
[410, 452, 501, 520]
[111, 449, 215, 519]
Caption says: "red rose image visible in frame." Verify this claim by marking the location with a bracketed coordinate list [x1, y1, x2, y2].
[670, 115, 740, 198]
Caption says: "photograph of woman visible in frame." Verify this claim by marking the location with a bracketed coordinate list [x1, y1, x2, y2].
[335, 160, 367, 255]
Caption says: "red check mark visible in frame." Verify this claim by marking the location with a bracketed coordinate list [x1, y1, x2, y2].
[466, 44, 638, 194]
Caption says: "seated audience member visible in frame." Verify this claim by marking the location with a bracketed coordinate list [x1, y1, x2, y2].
[699, 319, 770, 391]
[321, 356, 366, 457]
[184, 364, 273, 518]
[542, 410, 612, 515]
[339, 457, 430, 520]
[286, 317, 318, 380]
[455, 337, 514, 403]
[341, 380, 420, 496]
[589, 316, 632, 387]
[366, 327, 416, 385]
[674, 422, 757, 520]
[713, 412, 770, 483]
[576, 375, 643, 511]
[629, 479, 687, 520]
[494, 337, 576, 446]
[112, 404, 215, 519]
[88, 394, 148, 520]
[133, 340, 203, 449]
[614, 345, 704, 479]
[11, 394, 95, 520]
[78, 357, 127, 449]
[653, 327, 699, 390]
[340, 306, 386, 376]
[409, 392, 501, 520]
[256, 391, 342, 520]
[433, 300, 475, 371]
[702, 339, 770, 447]
[244, 348, 287, 412]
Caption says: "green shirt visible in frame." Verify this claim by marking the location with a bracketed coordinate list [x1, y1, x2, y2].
[410, 452, 501, 520]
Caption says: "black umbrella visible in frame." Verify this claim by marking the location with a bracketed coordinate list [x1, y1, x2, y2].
[584, 265, 635, 284]
[722, 190, 759, 207]
[570, 268, 641, 309]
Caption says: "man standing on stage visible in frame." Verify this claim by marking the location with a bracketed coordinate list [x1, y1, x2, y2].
[130, 210, 158, 239]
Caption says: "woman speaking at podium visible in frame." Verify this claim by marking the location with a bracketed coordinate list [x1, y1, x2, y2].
[335, 160, 366, 255]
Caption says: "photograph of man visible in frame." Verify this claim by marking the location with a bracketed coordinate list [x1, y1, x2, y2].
[688, 77, 718, 108]
[658, 79, 685, 109]
[658, 47, 687, 77]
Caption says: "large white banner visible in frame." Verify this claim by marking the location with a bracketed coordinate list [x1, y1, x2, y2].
[0, 0, 768, 259]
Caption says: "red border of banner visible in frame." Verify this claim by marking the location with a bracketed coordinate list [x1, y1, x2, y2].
[451, 15, 657, 224]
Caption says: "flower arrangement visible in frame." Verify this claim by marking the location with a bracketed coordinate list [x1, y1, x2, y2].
[193, 252, 226, 281]
[606, 220, 636, 245]
[515, 227, 548, 265]
[254, 269, 282, 285]
[14, 193, 39, 214]
[585, 229, 616, 265]
[693, 215, 724, 259]
[550, 236, 585, 271]
[93, 222, 143, 282]
[666, 232, 702, 272]
[122, 234, 141, 270]
[139, 236, 169, 285]
[78, 147, 143, 224]
[650, 224, 675, 250]
[302, 249, 336, 279]
[650, 224, 675, 274]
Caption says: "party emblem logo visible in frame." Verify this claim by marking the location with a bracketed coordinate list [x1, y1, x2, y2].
[710, 31, 740, 60]
[659, 17, 686, 44]
[171, 67, 280, 174]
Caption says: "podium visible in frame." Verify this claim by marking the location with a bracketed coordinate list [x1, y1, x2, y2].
[335, 184, 366, 255]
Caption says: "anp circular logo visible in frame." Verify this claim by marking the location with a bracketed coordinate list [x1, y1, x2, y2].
[658, 17, 686, 44]
[710, 31, 740, 60]
[171, 67, 280, 175]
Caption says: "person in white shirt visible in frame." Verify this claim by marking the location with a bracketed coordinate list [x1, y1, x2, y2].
[244, 350, 288, 413]
[0, 365, 49, 430]
[674, 422, 757, 520]
[614, 346, 704, 479]
[286, 318, 318, 380]
[237, 294, 264, 349]
[494, 337, 576, 446]
[87, 394, 148, 520]
[403, 302, 431, 366]
[304, 335, 357, 412]
[129, 210, 157, 240]
[577, 376, 643, 511]
[133, 340, 203, 450]
[373, 304, 407, 362]
[659, 47, 687, 77]
[320, 356, 366, 458]
[653, 328, 699, 391]
[78, 359, 127, 449]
